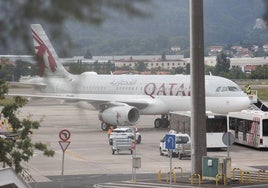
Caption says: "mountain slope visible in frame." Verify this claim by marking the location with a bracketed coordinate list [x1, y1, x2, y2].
[64, 0, 266, 56]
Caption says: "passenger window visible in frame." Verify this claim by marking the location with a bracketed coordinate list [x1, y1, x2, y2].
[176, 136, 189, 143]
[263, 120, 268, 136]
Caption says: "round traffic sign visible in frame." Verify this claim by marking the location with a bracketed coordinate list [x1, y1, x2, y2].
[59, 129, 71, 141]
[222, 132, 235, 146]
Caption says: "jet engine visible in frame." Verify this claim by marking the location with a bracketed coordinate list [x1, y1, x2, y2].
[98, 106, 140, 126]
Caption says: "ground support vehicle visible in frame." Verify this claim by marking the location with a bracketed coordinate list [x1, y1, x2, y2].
[111, 137, 133, 155]
[177, 142, 191, 159]
[109, 127, 141, 145]
[228, 110, 268, 148]
[170, 111, 227, 149]
[159, 131, 191, 159]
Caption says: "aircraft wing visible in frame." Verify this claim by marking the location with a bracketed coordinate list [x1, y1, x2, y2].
[8, 76, 47, 89]
[7, 93, 150, 110]
[8, 81, 47, 88]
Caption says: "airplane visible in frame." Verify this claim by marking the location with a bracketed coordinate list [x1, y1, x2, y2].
[11, 24, 251, 131]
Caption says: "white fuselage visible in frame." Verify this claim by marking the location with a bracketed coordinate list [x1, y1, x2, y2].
[41, 74, 250, 115]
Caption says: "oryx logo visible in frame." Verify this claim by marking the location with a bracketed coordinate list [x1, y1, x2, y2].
[32, 29, 57, 76]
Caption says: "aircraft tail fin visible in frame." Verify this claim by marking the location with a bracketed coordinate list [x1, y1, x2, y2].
[31, 24, 70, 78]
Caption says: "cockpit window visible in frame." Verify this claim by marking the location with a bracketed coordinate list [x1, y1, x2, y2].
[228, 86, 240, 91]
[222, 87, 228, 92]
[216, 86, 241, 92]
[216, 87, 221, 92]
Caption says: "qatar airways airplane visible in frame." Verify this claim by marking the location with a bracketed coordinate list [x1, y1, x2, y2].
[16, 24, 250, 130]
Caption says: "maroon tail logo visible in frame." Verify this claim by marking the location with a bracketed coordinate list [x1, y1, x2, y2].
[32, 29, 57, 76]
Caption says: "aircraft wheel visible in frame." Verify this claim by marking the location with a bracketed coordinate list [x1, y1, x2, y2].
[101, 122, 109, 131]
[154, 118, 162, 128]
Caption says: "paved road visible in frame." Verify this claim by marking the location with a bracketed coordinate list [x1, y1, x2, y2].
[6, 88, 268, 187]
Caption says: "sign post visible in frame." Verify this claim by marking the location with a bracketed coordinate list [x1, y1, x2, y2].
[222, 132, 235, 157]
[59, 129, 71, 176]
[165, 134, 176, 187]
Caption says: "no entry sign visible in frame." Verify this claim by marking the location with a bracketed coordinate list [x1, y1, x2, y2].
[59, 129, 71, 141]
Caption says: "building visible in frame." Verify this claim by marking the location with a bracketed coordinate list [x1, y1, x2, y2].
[208, 45, 224, 56]
[2, 54, 268, 75]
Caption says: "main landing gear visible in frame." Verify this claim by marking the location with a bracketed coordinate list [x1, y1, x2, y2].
[154, 114, 170, 128]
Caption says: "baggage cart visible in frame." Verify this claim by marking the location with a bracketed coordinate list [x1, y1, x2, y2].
[112, 137, 133, 155]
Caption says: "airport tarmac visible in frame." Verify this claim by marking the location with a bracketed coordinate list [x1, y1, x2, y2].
[10, 97, 268, 183]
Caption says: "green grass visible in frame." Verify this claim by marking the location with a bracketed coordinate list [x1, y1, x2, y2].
[256, 89, 268, 101]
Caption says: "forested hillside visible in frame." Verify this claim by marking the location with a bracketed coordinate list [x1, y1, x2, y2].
[60, 0, 267, 56]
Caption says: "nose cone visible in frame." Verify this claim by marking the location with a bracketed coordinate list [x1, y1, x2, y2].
[231, 95, 251, 112]
[211, 93, 251, 114]
[241, 96, 251, 110]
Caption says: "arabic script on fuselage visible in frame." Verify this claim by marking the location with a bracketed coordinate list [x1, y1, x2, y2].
[110, 79, 137, 86]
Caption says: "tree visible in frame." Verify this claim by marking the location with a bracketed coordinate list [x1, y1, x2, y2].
[215, 52, 230, 75]
[106, 60, 115, 73]
[0, 65, 54, 173]
[93, 61, 101, 73]
[253, 48, 266, 57]
[204, 65, 215, 75]
[225, 66, 247, 79]
[171, 67, 185, 74]
[251, 65, 268, 79]
[161, 52, 166, 60]
[263, 0, 268, 24]
[0, 65, 9, 99]
[135, 62, 147, 72]
[0, 63, 15, 81]
[14, 60, 35, 81]
[84, 49, 93, 59]
[185, 63, 190, 74]
[69, 62, 90, 74]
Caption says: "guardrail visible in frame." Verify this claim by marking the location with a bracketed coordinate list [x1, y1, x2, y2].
[258, 170, 268, 182]
[157, 167, 184, 183]
[190, 173, 201, 186]
[216, 173, 226, 186]
[232, 168, 268, 184]
[157, 167, 268, 186]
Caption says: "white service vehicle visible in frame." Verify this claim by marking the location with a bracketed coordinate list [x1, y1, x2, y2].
[109, 127, 141, 145]
[228, 110, 268, 148]
[159, 131, 191, 159]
